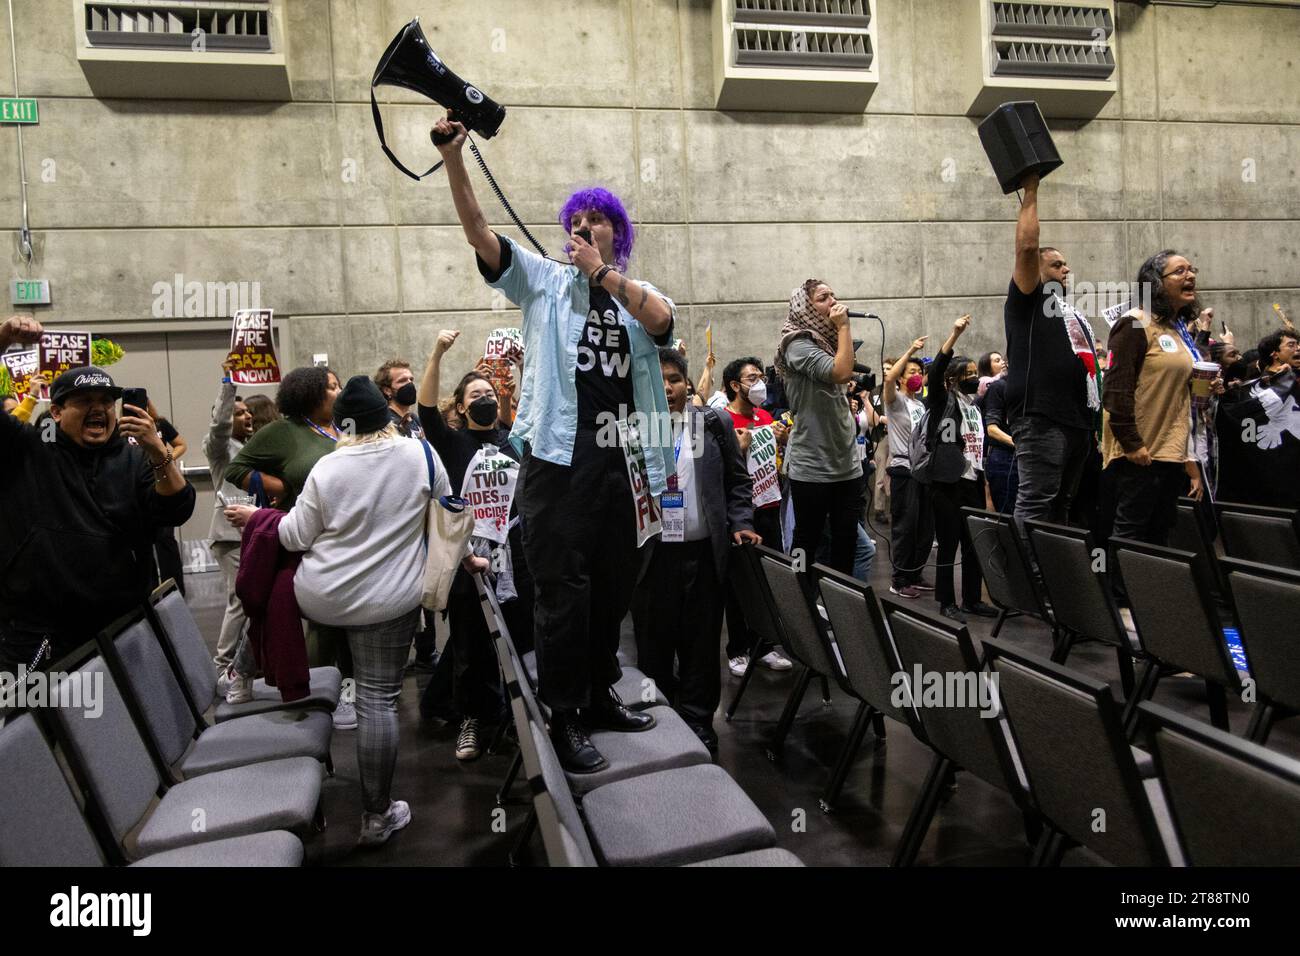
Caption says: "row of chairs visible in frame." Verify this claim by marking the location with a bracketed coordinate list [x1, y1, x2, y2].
[721, 542, 1300, 865]
[0, 580, 342, 867]
[968, 509, 1299, 742]
[473, 575, 804, 867]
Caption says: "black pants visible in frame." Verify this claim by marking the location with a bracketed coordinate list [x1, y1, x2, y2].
[790, 474, 864, 576]
[887, 466, 934, 589]
[931, 476, 986, 609]
[723, 505, 782, 659]
[632, 538, 724, 729]
[520, 431, 638, 713]
[1011, 415, 1093, 526]
[154, 526, 185, 596]
[444, 575, 504, 722]
[1108, 459, 1189, 547]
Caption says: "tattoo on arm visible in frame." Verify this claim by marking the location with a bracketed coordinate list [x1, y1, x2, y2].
[617, 275, 630, 310]
[637, 284, 649, 312]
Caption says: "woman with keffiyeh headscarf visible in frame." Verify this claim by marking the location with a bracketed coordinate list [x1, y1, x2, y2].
[775, 279, 862, 575]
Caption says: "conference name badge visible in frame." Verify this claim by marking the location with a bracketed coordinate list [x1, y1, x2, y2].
[1158, 335, 1178, 353]
[661, 490, 685, 543]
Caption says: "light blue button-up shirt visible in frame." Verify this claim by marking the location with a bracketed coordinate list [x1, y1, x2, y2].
[484, 235, 677, 496]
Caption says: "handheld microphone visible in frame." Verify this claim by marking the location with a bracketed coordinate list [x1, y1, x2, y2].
[846, 310, 879, 319]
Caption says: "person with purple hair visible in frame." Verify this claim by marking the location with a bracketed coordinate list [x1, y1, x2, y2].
[432, 114, 678, 774]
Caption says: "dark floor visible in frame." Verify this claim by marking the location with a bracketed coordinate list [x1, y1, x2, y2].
[184, 524, 1300, 868]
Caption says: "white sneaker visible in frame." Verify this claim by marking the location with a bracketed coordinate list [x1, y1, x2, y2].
[333, 698, 357, 731]
[455, 718, 481, 761]
[728, 656, 749, 678]
[225, 671, 254, 705]
[759, 650, 793, 671]
[358, 799, 411, 846]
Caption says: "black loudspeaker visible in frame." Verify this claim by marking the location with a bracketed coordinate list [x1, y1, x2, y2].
[977, 101, 1063, 194]
[370, 18, 506, 179]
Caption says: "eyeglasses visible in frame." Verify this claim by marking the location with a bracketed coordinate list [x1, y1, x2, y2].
[1160, 265, 1199, 279]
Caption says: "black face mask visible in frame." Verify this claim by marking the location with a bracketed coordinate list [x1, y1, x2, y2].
[393, 382, 417, 406]
[958, 377, 979, 395]
[467, 396, 499, 427]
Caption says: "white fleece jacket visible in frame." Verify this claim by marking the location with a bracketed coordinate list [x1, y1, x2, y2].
[278, 436, 451, 627]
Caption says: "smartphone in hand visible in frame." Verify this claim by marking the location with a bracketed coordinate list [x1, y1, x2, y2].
[121, 387, 149, 413]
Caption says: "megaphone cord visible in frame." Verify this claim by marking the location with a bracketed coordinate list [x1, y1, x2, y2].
[467, 135, 562, 263]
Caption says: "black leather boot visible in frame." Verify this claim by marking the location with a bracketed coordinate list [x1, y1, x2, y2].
[550, 711, 608, 774]
[584, 686, 657, 733]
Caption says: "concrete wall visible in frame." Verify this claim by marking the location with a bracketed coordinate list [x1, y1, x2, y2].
[5, 0, 1300, 386]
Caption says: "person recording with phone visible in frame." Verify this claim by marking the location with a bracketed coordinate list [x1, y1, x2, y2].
[0, 316, 194, 673]
[776, 279, 862, 576]
[432, 113, 678, 774]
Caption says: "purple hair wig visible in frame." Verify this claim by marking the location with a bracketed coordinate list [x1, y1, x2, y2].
[558, 187, 635, 272]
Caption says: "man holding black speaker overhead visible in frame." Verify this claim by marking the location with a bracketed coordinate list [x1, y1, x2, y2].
[432, 114, 678, 775]
[1004, 173, 1100, 527]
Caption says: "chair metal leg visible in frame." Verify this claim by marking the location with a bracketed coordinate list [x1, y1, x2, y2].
[324, 753, 334, 777]
[766, 666, 813, 761]
[1246, 701, 1276, 744]
[1022, 810, 1043, 850]
[1030, 826, 1055, 866]
[820, 675, 832, 705]
[725, 633, 768, 722]
[893, 754, 951, 867]
[991, 608, 1008, 638]
[1206, 680, 1229, 731]
[485, 717, 510, 756]
[507, 807, 537, 867]
[496, 750, 524, 807]
[820, 701, 872, 813]
[871, 710, 886, 740]
[1044, 831, 1069, 866]
[1122, 661, 1161, 738]
[1116, 646, 1136, 700]
[1050, 628, 1074, 664]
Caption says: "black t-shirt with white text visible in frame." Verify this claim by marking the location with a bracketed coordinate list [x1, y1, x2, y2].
[576, 287, 635, 429]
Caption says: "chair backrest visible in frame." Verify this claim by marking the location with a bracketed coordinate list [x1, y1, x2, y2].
[879, 598, 1018, 795]
[962, 509, 1045, 619]
[476, 574, 545, 719]
[1112, 538, 1240, 687]
[148, 581, 218, 711]
[0, 712, 108, 867]
[984, 639, 1167, 865]
[99, 611, 199, 770]
[1215, 501, 1300, 570]
[1221, 558, 1300, 713]
[814, 564, 919, 731]
[1140, 701, 1300, 866]
[728, 543, 785, 651]
[46, 654, 162, 848]
[1024, 520, 1127, 647]
[756, 546, 839, 678]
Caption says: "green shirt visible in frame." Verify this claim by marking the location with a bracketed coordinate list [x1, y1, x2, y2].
[225, 418, 336, 509]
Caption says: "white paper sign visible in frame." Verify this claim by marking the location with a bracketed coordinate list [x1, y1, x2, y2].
[747, 424, 781, 507]
[459, 446, 519, 544]
[618, 418, 662, 548]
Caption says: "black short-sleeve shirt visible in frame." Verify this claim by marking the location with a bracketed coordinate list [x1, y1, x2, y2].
[1003, 279, 1093, 431]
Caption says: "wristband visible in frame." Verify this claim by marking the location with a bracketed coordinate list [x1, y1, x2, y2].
[152, 449, 175, 473]
[589, 264, 613, 287]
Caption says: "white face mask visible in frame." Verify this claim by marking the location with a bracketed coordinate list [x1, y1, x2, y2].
[746, 380, 767, 407]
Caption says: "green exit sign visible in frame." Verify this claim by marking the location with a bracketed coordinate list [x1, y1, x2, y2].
[11, 279, 50, 305]
[0, 98, 38, 124]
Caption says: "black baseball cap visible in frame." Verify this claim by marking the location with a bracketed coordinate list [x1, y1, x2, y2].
[49, 366, 123, 404]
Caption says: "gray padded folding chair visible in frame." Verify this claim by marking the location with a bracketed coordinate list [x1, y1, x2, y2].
[146, 580, 340, 723]
[1140, 701, 1300, 866]
[982, 639, 1178, 866]
[813, 564, 921, 812]
[961, 508, 1055, 641]
[725, 542, 792, 721]
[1215, 501, 1300, 570]
[0, 711, 303, 868]
[96, 607, 333, 780]
[1024, 519, 1139, 697]
[756, 546, 855, 761]
[474, 573, 708, 799]
[42, 646, 324, 858]
[1171, 497, 1225, 596]
[1112, 538, 1242, 733]
[1220, 558, 1300, 743]
[879, 598, 1036, 867]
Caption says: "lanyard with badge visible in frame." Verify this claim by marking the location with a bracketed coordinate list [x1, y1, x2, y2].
[661, 426, 688, 543]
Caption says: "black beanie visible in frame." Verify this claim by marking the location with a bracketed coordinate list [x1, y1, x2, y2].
[333, 375, 391, 436]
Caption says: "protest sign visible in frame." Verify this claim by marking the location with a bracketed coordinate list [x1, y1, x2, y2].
[482, 327, 522, 398]
[618, 418, 662, 548]
[38, 330, 91, 398]
[460, 447, 520, 544]
[747, 423, 781, 507]
[2, 347, 38, 400]
[228, 309, 281, 385]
